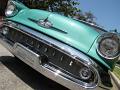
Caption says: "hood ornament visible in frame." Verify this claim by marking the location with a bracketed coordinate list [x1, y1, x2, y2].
[37, 17, 53, 29]
[28, 18, 67, 34]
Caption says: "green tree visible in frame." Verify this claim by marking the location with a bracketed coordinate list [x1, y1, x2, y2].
[46, 0, 80, 17]
[23, 0, 80, 17]
[84, 11, 96, 23]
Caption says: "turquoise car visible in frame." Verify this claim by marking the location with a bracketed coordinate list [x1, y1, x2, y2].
[0, 0, 120, 90]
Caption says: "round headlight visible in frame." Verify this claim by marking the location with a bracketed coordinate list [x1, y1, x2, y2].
[97, 33, 120, 59]
[5, 2, 17, 17]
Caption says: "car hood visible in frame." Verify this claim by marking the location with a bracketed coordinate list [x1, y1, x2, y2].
[7, 9, 102, 54]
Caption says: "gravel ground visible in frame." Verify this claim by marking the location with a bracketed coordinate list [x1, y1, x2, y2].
[0, 44, 118, 90]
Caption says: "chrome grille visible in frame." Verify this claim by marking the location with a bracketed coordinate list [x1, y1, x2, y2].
[1, 25, 95, 84]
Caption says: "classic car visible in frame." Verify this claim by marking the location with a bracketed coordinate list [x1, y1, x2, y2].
[0, 0, 120, 90]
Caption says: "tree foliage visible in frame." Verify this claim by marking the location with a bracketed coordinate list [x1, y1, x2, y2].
[22, 0, 96, 23]
[45, 0, 80, 17]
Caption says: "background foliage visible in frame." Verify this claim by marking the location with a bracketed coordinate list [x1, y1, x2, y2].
[21, 0, 96, 23]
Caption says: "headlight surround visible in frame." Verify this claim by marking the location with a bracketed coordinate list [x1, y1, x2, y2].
[97, 33, 120, 59]
[5, 1, 18, 17]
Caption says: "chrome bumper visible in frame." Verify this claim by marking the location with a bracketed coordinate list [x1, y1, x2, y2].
[0, 37, 112, 90]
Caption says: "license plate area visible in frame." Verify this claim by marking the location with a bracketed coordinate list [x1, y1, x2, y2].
[13, 43, 39, 67]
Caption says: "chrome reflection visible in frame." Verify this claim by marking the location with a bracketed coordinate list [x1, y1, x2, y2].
[55, 70, 61, 76]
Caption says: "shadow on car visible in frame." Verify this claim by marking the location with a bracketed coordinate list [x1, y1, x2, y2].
[0, 56, 69, 90]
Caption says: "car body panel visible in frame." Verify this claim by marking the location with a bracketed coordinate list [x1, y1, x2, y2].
[7, 9, 100, 53]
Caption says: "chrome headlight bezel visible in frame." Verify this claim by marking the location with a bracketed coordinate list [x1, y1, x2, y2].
[97, 33, 120, 60]
[5, 1, 18, 17]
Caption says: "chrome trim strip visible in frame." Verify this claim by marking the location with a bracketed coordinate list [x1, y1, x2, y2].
[74, 19, 107, 33]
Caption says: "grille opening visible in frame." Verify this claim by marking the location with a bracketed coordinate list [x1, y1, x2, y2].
[3, 26, 96, 84]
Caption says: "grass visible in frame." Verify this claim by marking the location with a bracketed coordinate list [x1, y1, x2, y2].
[113, 66, 120, 80]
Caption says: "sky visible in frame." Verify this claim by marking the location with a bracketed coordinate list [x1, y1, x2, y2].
[78, 0, 120, 32]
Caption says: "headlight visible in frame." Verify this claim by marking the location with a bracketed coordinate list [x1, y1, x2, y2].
[97, 33, 120, 59]
[5, 1, 18, 17]
[1, 27, 9, 35]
